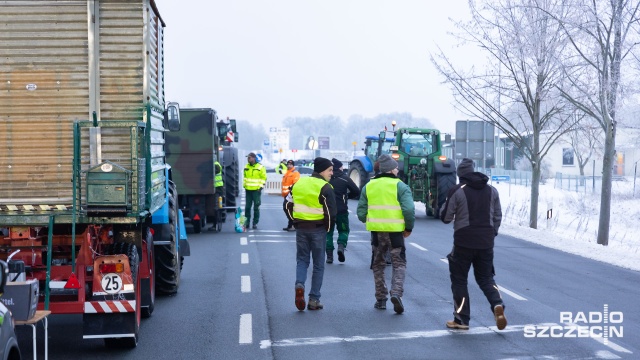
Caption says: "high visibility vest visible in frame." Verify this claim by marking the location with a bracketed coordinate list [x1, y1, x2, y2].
[281, 168, 300, 197]
[277, 163, 287, 174]
[214, 161, 224, 188]
[292, 177, 327, 221]
[365, 177, 405, 232]
[243, 163, 266, 190]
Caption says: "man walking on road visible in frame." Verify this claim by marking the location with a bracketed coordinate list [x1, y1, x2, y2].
[357, 154, 414, 314]
[285, 157, 337, 311]
[440, 158, 506, 330]
[243, 152, 267, 230]
[281, 159, 300, 231]
[326, 158, 360, 263]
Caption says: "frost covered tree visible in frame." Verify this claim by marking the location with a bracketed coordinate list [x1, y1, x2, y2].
[552, 0, 640, 245]
[431, 0, 579, 229]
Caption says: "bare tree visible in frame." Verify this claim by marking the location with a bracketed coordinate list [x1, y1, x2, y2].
[565, 119, 603, 177]
[431, 0, 579, 229]
[553, 0, 640, 245]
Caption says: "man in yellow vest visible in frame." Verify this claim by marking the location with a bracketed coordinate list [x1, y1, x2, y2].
[276, 159, 288, 175]
[214, 159, 224, 195]
[285, 157, 337, 311]
[243, 152, 267, 230]
[357, 154, 415, 314]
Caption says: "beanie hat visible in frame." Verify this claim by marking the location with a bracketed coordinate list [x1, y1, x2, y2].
[378, 154, 398, 173]
[457, 158, 475, 178]
[331, 158, 343, 171]
[286, 160, 294, 165]
[313, 157, 333, 173]
[247, 152, 256, 158]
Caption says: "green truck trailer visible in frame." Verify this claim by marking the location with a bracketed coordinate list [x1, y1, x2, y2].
[166, 108, 240, 233]
[0, 0, 187, 347]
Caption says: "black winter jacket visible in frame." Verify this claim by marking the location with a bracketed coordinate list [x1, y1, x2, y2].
[440, 172, 502, 249]
[329, 169, 360, 214]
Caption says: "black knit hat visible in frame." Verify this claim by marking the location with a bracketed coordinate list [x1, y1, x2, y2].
[457, 158, 475, 178]
[313, 157, 333, 173]
[331, 158, 343, 171]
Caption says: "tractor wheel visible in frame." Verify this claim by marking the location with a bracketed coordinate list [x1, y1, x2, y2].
[104, 242, 140, 348]
[434, 172, 457, 219]
[155, 181, 181, 295]
[223, 147, 239, 211]
[348, 162, 369, 196]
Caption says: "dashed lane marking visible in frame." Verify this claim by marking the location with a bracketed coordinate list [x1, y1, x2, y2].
[241, 276, 251, 293]
[240, 237, 248, 245]
[499, 287, 527, 301]
[241, 253, 249, 264]
[410, 242, 428, 251]
[239, 314, 252, 344]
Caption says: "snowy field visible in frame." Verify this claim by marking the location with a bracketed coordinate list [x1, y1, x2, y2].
[422, 178, 640, 272]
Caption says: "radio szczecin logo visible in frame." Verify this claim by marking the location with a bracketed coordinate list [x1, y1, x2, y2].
[524, 305, 623, 344]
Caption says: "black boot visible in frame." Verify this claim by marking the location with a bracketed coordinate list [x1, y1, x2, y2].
[326, 250, 334, 264]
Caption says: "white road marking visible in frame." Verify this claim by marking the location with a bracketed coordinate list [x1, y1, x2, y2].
[249, 239, 370, 242]
[239, 314, 252, 344]
[499, 287, 527, 301]
[241, 276, 251, 293]
[595, 350, 621, 359]
[261, 324, 527, 349]
[410, 243, 428, 251]
[438, 258, 527, 301]
[241, 253, 249, 264]
[592, 336, 632, 354]
[240, 237, 248, 245]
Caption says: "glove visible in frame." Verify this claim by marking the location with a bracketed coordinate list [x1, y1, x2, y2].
[402, 230, 411, 238]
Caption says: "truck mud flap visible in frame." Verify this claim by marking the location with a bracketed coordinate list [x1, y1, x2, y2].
[179, 238, 190, 256]
[83, 312, 136, 339]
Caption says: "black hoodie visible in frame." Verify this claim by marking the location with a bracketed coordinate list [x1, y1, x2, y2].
[440, 172, 502, 249]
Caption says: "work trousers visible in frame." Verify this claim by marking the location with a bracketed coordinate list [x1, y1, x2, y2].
[326, 213, 350, 250]
[371, 232, 406, 301]
[447, 245, 504, 325]
[244, 189, 262, 226]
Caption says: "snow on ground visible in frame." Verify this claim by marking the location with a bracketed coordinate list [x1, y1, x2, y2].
[419, 178, 640, 272]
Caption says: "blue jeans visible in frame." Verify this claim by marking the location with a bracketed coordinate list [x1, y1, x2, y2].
[295, 227, 326, 300]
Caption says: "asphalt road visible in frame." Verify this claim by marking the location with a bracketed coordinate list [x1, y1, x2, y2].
[16, 194, 640, 359]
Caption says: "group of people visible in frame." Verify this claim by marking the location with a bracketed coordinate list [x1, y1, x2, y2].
[244, 152, 507, 331]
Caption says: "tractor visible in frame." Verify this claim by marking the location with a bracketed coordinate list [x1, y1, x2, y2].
[348, 122, 456, 218]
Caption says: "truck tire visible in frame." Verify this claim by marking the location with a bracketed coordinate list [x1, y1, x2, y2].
[103, 242, 140, 348]
[348, 162, 369, 197]
[155, 181, 181, 295]
[434, 172, 456, 219]
[223, 147, 239, 210]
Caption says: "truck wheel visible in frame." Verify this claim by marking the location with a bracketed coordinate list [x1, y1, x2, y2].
[348, 162, 369, 197]
[155, 181, 181, 295]
[223, 147, 239, 210]
[435, 172, 456, 219]
[104, 242, 140, 348]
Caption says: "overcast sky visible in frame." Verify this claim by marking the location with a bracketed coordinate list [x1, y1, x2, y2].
[156, 0, 471, 134]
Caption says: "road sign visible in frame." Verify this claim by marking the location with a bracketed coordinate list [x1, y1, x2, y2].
[491, 175, 510, 182]
[292, 149, 297, 152]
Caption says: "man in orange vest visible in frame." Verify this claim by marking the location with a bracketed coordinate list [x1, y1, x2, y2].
[281, 159, 300, 231]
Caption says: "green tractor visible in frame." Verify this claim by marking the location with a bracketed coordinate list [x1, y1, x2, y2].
[348, 122, 456, 218]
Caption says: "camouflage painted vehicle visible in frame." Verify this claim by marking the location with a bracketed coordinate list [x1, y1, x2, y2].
[166, 109, 239, 233]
